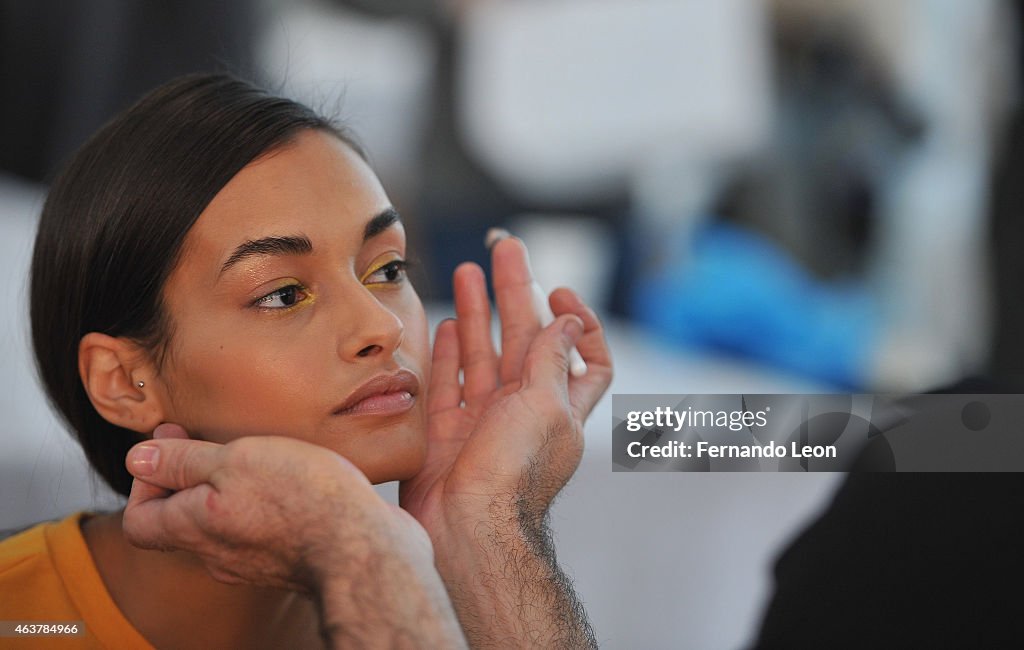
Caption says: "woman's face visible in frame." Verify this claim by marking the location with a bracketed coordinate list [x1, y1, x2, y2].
[156, 130, 429, 483]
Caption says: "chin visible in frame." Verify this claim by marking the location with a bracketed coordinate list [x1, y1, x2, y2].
[327, 415, 428, 484]
[360, 437, 428, 484]
[314, 407, 428, 483]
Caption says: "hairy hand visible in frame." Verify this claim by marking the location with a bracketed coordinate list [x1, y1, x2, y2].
[123, 424, 432, 593]
[400, 236, 613, 543]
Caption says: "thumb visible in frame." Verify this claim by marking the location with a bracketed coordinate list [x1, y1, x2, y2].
[125, 437, 224, 491]
[521, 314, 584, 391]
[121, 423, 195, 521]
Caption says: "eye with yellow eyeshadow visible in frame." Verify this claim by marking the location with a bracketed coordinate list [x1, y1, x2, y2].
[252, 283, 310, 310]
[361, 254, 409, 286]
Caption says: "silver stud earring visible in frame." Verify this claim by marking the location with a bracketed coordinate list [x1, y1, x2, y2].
[137, 381, 145, 388]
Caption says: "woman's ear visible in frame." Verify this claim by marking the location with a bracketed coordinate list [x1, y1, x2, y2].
[78, 332, 168, 434]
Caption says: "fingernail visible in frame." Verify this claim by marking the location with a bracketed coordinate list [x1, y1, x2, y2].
[436, 318, 457, 334]
[129, 445, 159, 477]
[563, 317, 583, 341]
[484, 227, 512, 250]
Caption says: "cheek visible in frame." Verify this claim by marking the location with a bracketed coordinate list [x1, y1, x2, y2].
[159, 323, 323, 443]
[399, 297, 431, 371]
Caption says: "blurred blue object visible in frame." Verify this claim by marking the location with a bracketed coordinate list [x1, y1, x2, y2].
[629, 221, 877, 388]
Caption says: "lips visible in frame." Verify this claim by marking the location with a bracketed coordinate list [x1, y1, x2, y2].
[333, 369, 420, 417]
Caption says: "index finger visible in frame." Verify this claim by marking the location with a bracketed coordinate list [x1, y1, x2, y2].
[453, 262, 498, 405]
[123, 473, 215, 551]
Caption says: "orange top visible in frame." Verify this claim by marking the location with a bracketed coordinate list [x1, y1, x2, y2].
[0, 513, 154, 649]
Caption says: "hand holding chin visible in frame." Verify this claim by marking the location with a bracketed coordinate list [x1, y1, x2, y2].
[122, 424, 465, 647]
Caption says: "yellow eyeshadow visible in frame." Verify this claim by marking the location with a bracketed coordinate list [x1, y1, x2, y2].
[252, 282, 315, 312]
[360, 253, 403, 284]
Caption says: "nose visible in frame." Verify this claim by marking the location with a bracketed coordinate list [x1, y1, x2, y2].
[336, 284, 405, 362]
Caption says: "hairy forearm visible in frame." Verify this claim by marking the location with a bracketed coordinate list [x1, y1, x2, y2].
[436, 500, 597, 649]
[317, 550, 467, 649]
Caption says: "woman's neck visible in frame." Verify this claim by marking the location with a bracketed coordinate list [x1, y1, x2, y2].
[81, 510, 324, 649]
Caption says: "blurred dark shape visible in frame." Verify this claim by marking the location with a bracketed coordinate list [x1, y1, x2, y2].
[333, 1, 627, 302]
[755, 377, 1022, 648]
[0, 0, 263, 183]
[989, 1, 1024, 391]
[623, 12, 928, 387]
[960, 400, 992, 432]
[754, 473, 1023, 648]
[846, 434, 895, 471]
[717, 22, 924, 279]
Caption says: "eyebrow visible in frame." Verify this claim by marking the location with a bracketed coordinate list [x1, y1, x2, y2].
[363, 207, 401, 241]
[219, 207, 402, 277]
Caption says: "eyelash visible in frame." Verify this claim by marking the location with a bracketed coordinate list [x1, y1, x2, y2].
[252, 260, 410, 310]
[253, 284, 309, 310]
[364, 259, 409, 285]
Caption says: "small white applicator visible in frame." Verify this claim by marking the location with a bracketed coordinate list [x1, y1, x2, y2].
[485, 227, 588, 378]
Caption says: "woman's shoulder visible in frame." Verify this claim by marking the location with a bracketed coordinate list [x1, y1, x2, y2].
[0, 513, 84, 570]
[0, 512, 156, 648]
[0, 513, 90, 618]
